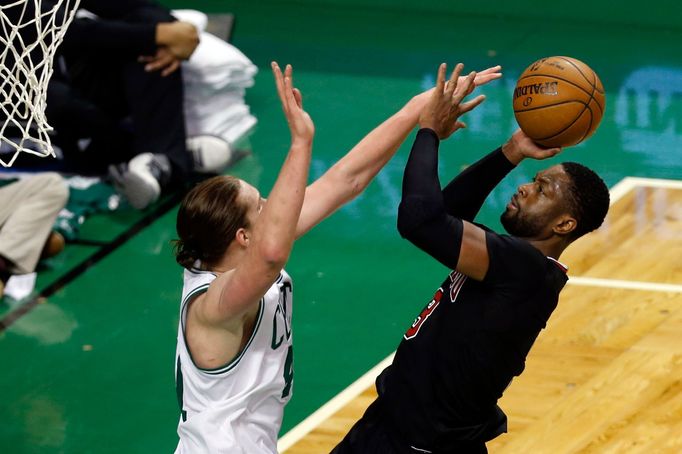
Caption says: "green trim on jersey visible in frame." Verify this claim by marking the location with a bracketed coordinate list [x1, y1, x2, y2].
[181, 285, 265, 376]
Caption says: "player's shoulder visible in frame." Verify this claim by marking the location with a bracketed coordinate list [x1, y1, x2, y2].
[478, 224, 543, 262]
[479, 226, 552, 284]
[182, 267, 218, 302]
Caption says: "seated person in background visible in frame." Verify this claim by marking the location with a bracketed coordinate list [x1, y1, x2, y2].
[0, 173, 69, 297]
[46, 0, 231, 210]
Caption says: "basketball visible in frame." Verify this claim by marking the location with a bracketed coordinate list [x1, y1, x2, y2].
[513, 56, 605, 148]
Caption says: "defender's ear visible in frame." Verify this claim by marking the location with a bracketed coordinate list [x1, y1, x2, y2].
[235, 227, 250, 247]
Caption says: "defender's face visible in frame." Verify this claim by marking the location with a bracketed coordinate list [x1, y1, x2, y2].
[238, 180, 266, 228]
[501, 165, 573, 238]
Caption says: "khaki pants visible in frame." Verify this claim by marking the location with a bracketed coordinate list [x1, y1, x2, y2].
[0, 173, 69, 274]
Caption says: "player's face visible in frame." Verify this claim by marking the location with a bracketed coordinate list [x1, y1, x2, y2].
[238, 180, 266, 228]
[501, 165, 573, 238]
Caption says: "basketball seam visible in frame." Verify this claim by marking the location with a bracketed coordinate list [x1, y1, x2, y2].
[577, 105, 595, 143]
[559, 56, 605, 95]
[514, 99, 587, 113]
[534, 100, 592, 142]
[558, 56, 593, 86]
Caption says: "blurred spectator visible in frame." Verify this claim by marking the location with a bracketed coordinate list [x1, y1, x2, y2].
[0, 173, 69, 297]
[46, 0, 232, 210]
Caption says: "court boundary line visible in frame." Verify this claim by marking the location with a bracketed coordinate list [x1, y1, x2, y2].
[568, 276, 682, 293]
[278, 353, 395, 452]
[278, 175, 682, 452]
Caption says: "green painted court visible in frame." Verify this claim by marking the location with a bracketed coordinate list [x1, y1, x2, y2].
[1, 1, 681, 452]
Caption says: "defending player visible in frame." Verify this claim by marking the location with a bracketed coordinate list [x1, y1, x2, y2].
[172, 62, 502, 453]
[333, 63, 610, 453]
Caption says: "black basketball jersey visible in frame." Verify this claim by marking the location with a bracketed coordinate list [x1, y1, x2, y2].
[376, 229, 568, 451]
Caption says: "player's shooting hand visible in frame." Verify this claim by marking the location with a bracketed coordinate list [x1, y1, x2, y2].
[139, 47, 181, 77]
[272, 62, 315, 146]
[419, 63, 486, 140]
[501, 129, 562, 165]
[156, 21, 199, 60]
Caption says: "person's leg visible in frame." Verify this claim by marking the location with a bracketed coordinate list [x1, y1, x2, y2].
[66, 56, 183, 208]
[0, 173, 69, 275]
[121, 60, 192, 181]
[332, 399, 403, 454]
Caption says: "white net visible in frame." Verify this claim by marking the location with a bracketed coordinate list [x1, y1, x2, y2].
[0, 0, 80, 167]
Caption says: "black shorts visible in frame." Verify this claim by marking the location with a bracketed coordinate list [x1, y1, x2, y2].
[331, 399, 489, 454]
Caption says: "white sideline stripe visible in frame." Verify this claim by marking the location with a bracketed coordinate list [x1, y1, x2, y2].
[278, 353, 395, 452]
[608, 177, 638, 204]
[279, 176, 682, 451]
[609, 176, 682, 205]
[568, 276, 682, 293]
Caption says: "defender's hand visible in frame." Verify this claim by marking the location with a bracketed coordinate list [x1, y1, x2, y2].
[272, 62, 315, 146]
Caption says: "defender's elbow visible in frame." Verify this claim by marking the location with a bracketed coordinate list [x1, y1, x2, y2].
[259, 243, 291, 269]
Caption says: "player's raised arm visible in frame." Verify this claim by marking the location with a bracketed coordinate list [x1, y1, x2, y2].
[294, 65, 502, 238]
[209, 63, 313, 320]
[397, 63, 492, 280]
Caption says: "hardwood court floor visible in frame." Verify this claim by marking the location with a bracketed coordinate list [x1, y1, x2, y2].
[280, 177, 682, 453]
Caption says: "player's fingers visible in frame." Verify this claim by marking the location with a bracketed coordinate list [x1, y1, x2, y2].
[453, 71, 476, 104]
[283, 76, 297, 113]
[459, 94, 486, 113]
[434, 63, 447, 95]
[292, 88, 303, 109]
[478, 65, 502, 75]
[448, 63, 464, 96]
[475, 72, 503, 86]
[539, 147, 562, 158]
[272, 62, 289, 112]
[446, 63, 461, 96]
[284, 64, 293, 84]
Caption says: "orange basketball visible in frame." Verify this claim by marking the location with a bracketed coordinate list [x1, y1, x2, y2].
[513, 56, 605, 148]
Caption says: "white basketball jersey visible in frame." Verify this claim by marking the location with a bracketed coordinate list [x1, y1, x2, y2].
[174, 267, 294, 454]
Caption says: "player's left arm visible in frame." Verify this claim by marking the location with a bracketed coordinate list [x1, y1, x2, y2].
[397, 127, 490, 280]
[397, 63, 491, 280]
[294, 65, 502, 238]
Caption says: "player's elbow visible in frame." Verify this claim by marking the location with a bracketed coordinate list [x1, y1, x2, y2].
[258, 242, 291, 269]
[397, 203, 418, 239]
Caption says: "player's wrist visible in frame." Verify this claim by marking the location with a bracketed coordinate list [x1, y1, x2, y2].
[501, 138, 525, 165]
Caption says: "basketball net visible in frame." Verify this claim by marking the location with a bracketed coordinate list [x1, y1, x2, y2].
[0, 0, 80, 167]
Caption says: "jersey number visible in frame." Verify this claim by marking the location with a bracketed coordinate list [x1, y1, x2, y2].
[404, 288, 443, 340]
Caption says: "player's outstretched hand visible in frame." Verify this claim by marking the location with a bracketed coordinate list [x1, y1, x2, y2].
[457, 64, 502, 88]
[418, 63, 486, 140]
[501, 129, 563, 165]
[272, 62, 315, 146]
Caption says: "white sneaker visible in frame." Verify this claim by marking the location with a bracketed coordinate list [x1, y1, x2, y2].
[108, 153, 171, 210]
[187, 135, 233, 174]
